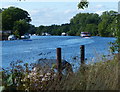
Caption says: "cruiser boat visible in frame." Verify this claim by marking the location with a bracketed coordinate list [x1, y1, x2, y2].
[21, 34, 30, 39]
[81, 32, 91, 37]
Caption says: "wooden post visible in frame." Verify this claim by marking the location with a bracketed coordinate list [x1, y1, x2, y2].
[80, 45, 85, 65]
[56, 48, 62, 80]
[80, 45, 86, 90]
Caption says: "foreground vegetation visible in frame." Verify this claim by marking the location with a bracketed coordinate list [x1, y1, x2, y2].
[0, 54, 119, 91]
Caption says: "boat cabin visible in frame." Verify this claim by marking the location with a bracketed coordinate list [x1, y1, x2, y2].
[81, 32, 91, 37]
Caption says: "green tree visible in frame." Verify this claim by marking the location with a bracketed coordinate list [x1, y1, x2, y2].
[70, 13, 100, 36]
[78, 0, 89, 9]
[98, 20, 108, 36]
[13, 20, 29, 38]
[106, 18, 117, 37]
[2, 7, 31, 30]
[0, 13, 2, 30]
[36, 25, 45, 35]
[98, 11, 117, 37]
[84, 24, 98, 36]
[78, 0, 120, 53]
[28, 24, 36, 35]
[117, 14, 120, 52]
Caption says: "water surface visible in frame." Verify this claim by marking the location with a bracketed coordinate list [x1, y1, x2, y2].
[2, 36, 115, 68]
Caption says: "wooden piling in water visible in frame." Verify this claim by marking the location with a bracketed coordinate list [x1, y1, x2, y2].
[56, 48, 62, 80]
[80, 45, 85, 65]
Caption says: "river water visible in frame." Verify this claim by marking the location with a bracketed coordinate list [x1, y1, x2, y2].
[2, 36, 115, 69]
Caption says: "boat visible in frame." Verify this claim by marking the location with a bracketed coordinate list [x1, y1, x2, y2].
[80, 32, 91, 37]
[61, 32, 68, 36]
[8, 35, 16, 40]
[21, 34, 30, 39]
[42, 32, 51, 36]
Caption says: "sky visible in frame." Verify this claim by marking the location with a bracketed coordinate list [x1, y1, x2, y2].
[1, 0, 119, 27]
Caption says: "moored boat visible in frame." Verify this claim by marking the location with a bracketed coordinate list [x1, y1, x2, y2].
[21, 34, 30, 39]
[81, 32, 91, 37]
[8, 35, 16, 40]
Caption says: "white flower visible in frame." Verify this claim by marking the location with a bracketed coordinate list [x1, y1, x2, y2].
[42, 77, 46, 81]
[46, 72, 51, 76]
[44, 75, 48, 78]
[33, 73, 37, 75]
[53, 74, 57, 77]
[27, 75, 30, 78]
[33, 67, 37, 72]
[39, 74, 43, 77]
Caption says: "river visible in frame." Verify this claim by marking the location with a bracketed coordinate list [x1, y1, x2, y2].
[2, 36, 115, 69]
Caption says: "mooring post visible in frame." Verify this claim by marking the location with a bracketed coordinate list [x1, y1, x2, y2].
[56, 48, 62, 80]
[80, 45, 86, 89]
[80, 45, 85, 65]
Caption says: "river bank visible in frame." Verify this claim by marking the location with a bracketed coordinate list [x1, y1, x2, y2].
[1, 54, 119, 91]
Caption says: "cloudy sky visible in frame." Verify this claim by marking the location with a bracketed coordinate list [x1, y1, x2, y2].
[1, 0, 119, 27]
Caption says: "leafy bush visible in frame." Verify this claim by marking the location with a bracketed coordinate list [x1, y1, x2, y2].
[1, 55, 119, 91]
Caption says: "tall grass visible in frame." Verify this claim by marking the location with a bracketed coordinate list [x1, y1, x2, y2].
[1, 55, 119, 91]
[60, 56, 119, 90]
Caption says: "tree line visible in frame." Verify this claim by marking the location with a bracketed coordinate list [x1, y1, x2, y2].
[36, 10, 118, 37]
[0, 7, 118, 38]
[0, 7, 36, 39]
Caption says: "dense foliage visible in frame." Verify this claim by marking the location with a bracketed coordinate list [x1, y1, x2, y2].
[77, 0, 120, 53]
[1, 7, 36, 38]
[1, 55, 119, 91]
[117, 14, 120, 52]
[0, 12, 2, 30]
[2, 7, 31, 30]
[36, 11, 117, 37]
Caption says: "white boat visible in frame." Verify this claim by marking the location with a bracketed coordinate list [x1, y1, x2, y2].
[81, 32, 91, 37]
[61, 32, 68, 36]
[21, 34, 30, 39]
[42, 33, 51, 36]
[8, 35, 16, 40]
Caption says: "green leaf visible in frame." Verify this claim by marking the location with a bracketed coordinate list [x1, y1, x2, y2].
[78, 0, 89, 9]
[7, 74, 13, 86]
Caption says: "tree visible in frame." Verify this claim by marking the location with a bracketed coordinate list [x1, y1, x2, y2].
[0, 9, 2, 13]
[0, 13, 2, 30]
[98, 20, 108, 37]
[98, 11, 117, 37]
[70, 13, 100, 36]
[2, 7, 31, 30]
[85, 24, 98, 36]
[28, 24, 36, 35]
[78, 0, 120, 53]
[13, 20, 29, 38]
